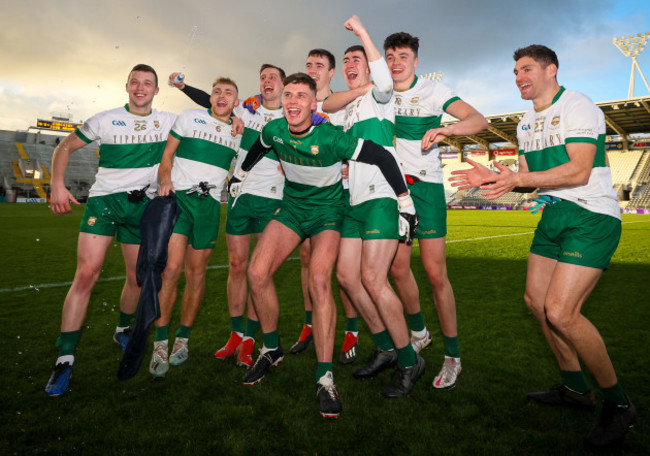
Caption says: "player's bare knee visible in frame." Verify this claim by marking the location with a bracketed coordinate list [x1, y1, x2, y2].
[309, 272, 331, 298]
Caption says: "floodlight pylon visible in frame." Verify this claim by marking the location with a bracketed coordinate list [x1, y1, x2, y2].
[613, 32, 650, 98]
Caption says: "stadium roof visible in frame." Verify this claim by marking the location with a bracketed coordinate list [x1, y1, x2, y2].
[442, 95, 650, 151]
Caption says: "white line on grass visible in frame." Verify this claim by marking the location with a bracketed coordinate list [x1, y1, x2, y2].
[3, 218, 647, 294]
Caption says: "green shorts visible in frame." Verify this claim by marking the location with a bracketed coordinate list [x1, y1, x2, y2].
[80, 193, 150, 244]
[226, 193, 282, 236]
[341, 197, 400, 240]
[409, 181, 447, 239]
[530, 200, 621, 269]
[173, 189, 222, 250]
[273, 198, 344, 240]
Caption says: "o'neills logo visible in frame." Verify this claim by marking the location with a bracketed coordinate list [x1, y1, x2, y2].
[563, 251, 583, 258]
[87, 216, 97, 226]
[311, 145, 319, 155]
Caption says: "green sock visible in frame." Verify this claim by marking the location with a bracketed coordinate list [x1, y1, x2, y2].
[231, 315, 245, 334]
[262, 330, 279, 349]
[560, 370, 590, 394]
[316, 362, 333, 381]
[117, 311, 134, 328]
[175, 325, 192, 339]
[154, 325, 169, 342]
[443, 335, 460, 358]
[372, 330, 395, 351]
[304, 311, 313, 326]
[396, 343, 417, 368]
[56, 330, 81, 356]
[407, 311, 425, 332]
[345, 317, 358, 333]
[244, 318, 260, 339]
[601, 382, 627, 406]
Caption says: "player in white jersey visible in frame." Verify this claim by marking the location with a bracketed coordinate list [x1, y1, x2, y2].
[289, 49, 359, 364]
[321, 15, 424, 397]
[383, 32, 488, 390]
[450, 44, 634, 449]
[45, 64, 176, 397]
[148, 77, 241, 377]
[168, 65, 286, 367]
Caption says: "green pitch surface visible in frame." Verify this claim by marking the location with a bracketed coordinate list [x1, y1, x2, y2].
[1, 204, 648, 454]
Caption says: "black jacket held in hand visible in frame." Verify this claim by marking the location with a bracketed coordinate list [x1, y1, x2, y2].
[118, 193, 181, 380]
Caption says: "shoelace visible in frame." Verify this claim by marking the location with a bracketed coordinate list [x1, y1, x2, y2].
[319, 383, 339, 401]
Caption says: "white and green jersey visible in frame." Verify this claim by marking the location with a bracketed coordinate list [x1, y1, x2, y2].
[170, 108, 240, 201]
[342, 58, 401, 206]
[260, 118, 362, 205]
[517, 87, 620, 219]
[394, 78, 460, 183]
[232, 104, 284, 200]
[76, 105, 176, 197]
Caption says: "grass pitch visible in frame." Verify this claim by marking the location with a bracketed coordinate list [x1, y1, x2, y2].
[1, 204, 648, 455]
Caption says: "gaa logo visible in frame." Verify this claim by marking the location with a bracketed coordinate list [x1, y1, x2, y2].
[194, 118, 207, 124]
[112, 120, 127, 126]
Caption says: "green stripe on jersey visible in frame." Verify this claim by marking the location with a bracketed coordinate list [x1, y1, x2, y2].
[175, 137, 237, 170]
[524, 144, 569, 172]
[348, 117, 395, 148]
[240, 127, 260, 151]
[75, 128, 92, 144]
[443, 96, 461, 112]
[99, 142, 166, 169]
[395, 115, 441, 140]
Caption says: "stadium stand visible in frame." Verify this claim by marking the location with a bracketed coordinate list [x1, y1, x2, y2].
[0, 129, 98, 200]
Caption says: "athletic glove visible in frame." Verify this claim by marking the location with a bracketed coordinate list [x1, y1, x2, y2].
[397, 194, 418, 245]
[311, 112, 330, 125]
[528, 195, 555, 214]
[243, 94, 263, 114]
[228, 170, 249, 198]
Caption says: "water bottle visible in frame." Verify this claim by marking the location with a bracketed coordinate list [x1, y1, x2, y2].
[170, 73, 185, 87]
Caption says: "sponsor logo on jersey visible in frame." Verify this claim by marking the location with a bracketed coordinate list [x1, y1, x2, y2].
[551, 116, 560, 127]
[194, 118, 207, 125]
[87, 216, 97, 226]
[521, 124, 532, 131]
[310, 145, 319, 155]
[273, 136, 284, 144]
[112, 120, 127, 127]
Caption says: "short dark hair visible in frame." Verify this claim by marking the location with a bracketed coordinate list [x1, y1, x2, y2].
[308, 49, 336, 70]
[383, 32, 419, 57]
[344, 45, 367, 62]
[283, 72, 317, 96]
[513, 44, 559, 70]
[128, 64, 158, 87]
[211, 77, 239, 95]
[260, 64, 286, 80]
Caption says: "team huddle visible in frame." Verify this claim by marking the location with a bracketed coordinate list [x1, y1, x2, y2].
[44, 14, 635, 449]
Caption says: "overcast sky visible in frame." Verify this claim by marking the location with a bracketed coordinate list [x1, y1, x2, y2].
[1, 0, 648, 131]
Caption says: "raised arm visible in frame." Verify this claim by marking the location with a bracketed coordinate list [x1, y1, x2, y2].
[168, 72, 211, 108]
[50, 133, 89, 214]
[322, 84, 372, 113]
